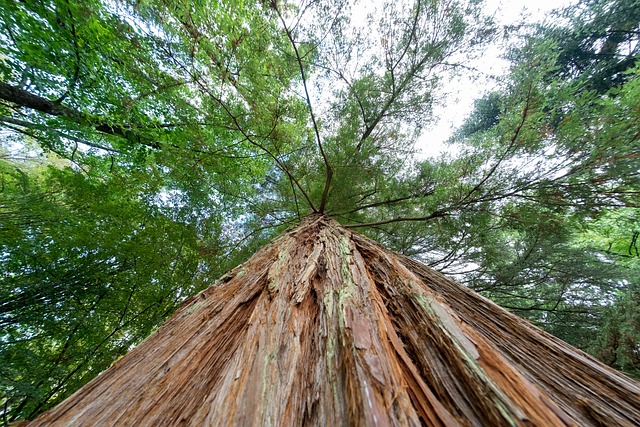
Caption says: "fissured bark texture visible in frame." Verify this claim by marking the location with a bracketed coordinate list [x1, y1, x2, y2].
[28, 215, 640, 426]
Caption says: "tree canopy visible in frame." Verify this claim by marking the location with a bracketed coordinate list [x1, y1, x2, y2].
[0, 0, 638, 422]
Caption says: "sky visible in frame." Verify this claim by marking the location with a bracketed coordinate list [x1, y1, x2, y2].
[417, 0, 576, 158]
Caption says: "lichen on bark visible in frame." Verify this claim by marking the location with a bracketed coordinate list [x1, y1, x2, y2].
[26, 215, 640, 426]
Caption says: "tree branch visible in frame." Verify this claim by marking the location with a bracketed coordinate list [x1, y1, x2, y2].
[0, 82, 160, 149]
[54, 0, 82, 104]
[209, 87, 317, 212]
[345, 191, 434, 214]
[0, 116, 124, 154]
[344, 209, 448, 228]
[459, 83, 534, 204]
[275, 5, 333, 213]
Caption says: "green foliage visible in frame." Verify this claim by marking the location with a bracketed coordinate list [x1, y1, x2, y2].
[0, 160, 236, 420]
[453, 92, 502, 138]
[443, 0, 640, 377]
[592, 283, 640, 378]
[549, 0, 640, 93]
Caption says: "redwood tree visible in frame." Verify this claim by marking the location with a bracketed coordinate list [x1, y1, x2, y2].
[1, 0, 639, 422]
[23, 215, 640, 426]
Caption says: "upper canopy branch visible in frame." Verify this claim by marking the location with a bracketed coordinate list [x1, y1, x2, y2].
[459, 82, 534, 205]
[274, 2, 333, 213]
[344, 209, 448, 228]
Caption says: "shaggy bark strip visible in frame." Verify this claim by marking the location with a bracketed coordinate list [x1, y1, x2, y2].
[27, 215, 640, 426]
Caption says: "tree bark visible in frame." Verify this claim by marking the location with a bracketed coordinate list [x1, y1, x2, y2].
[26, 215, 640, 426]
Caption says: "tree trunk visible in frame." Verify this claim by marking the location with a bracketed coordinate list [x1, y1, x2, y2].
[27, 215, 640, 426]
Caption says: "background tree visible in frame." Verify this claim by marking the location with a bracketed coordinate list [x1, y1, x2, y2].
[439, 0, 640, 376]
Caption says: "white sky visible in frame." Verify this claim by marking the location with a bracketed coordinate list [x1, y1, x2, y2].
[417, 0, 576, 158]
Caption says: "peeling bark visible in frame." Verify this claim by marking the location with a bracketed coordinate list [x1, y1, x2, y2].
[27, 215, 640, 426]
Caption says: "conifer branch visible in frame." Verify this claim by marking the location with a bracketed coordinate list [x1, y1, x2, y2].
[275, 5, 333, 213]
[344, 209, 448, 228]
[0, 117, 123, 154]
[0, 82, 160, 149]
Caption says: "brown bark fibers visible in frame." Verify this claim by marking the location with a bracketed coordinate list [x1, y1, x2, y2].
[27, 214, 640, 426]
